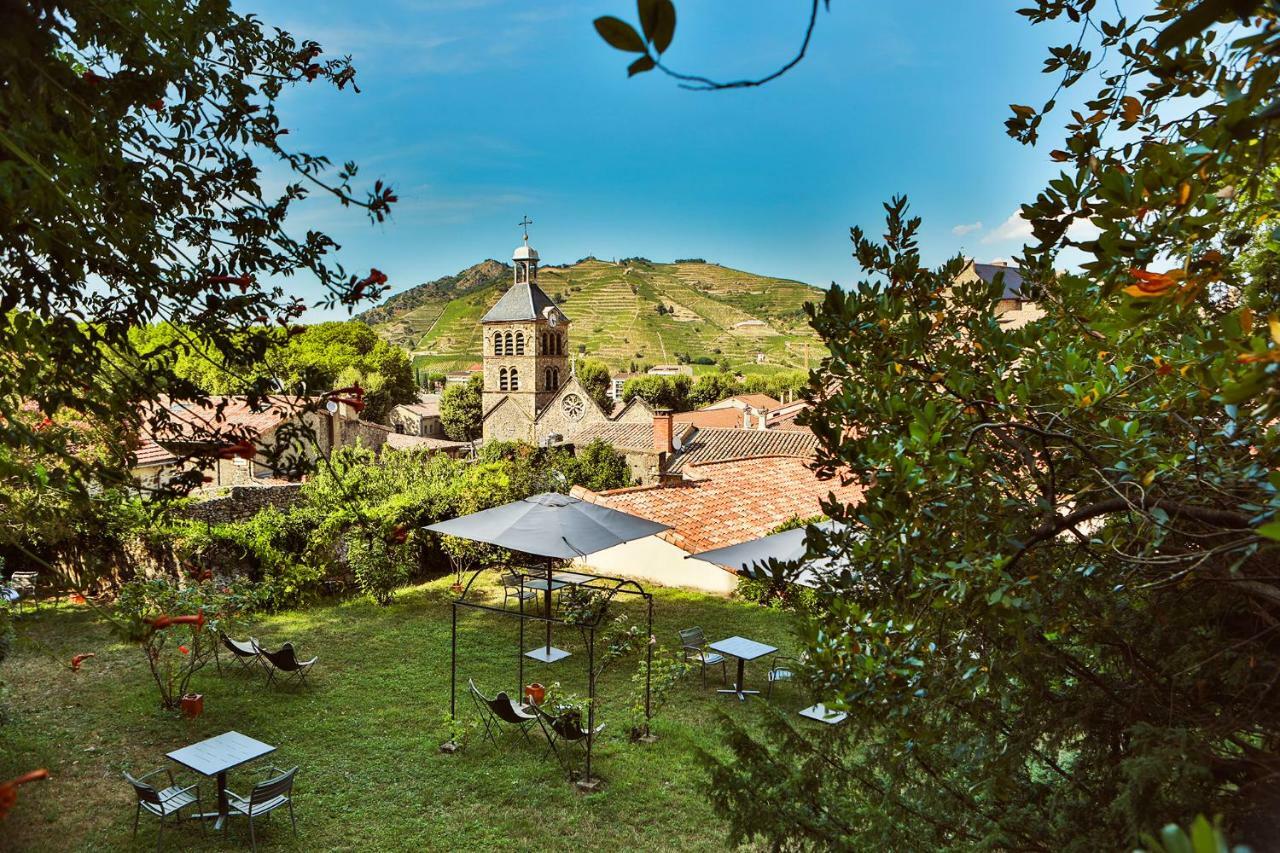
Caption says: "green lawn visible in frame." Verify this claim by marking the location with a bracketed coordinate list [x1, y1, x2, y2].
[0, 576, 802, 851]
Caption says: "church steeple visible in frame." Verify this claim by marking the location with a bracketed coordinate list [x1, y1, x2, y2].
[513, 214, 538, 285]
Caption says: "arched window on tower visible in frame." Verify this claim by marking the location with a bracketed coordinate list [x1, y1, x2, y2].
[556, 335, 564, 355]
[540, 332, 548, 355]
[515, 333, 525, 355]
[499, 367, 509, 391]
[510, 367, 520, 390]
[544, 367, 552, 390]
[552, 368, 560, 388]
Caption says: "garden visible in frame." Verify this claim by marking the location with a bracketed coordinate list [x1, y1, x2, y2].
[0, 574, 803, 850]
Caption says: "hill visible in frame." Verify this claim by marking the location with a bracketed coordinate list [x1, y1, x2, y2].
[360, 257, 825, 374]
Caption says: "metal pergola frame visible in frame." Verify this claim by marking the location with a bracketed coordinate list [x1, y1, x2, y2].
[448, 560, 655, 783]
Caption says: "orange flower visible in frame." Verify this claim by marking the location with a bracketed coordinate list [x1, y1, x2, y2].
[0, 769, 50, 820]
[1123, 268, 1183, 298]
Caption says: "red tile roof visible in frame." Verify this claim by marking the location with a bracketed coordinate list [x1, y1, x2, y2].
[572, 456, 861, 554]
[133, 395, 312, 467]
[672, 408, 744, 430]
[395, 400, 441, 419]
[703, 393, 781, 412]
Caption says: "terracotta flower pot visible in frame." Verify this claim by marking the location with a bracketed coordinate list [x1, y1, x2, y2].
[450, 582, 464, 595]
[524, 683, 545, 705]
[180, 693, 204, 718]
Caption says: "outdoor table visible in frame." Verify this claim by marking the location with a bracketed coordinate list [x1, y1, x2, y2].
[708, 636, 778, 701]
[551, 571, 597, 586]
[522, 576, 572, 662]
[166, 730, 275, 830]
[798, 703, 848, 725]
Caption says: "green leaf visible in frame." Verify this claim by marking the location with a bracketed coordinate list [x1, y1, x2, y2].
[594, 16, 647, 53]
[651, 0, 677, 54]
[1256, 520, 1280, 541]
[628, 55, 656, 77]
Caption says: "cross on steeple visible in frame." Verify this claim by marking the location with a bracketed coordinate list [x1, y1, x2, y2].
[518, 215, 533, 243]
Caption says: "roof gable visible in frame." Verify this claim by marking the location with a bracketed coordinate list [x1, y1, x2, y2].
[481, 280, 564, 323]
[972, 262, 1027, 300]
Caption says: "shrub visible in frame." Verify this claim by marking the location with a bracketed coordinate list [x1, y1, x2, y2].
[345, 530, 413, 606]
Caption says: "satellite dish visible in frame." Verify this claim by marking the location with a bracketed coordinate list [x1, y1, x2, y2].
[672, 433, 683, 451]
[325, 400, 339, 414]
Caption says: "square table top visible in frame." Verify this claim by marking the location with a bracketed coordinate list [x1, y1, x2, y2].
[523, 578, 568, 592]
[708, 636, 779, 662]
[798, 703, 848, 725]
[167, 731, 275, 777]
[551, 571, 597, 586]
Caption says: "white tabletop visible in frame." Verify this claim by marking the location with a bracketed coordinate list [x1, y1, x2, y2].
[523, 578, 568, 592]
[167, 731, 275, 777]
[798, 703, 848, 725]
[708, 636, 778, 661]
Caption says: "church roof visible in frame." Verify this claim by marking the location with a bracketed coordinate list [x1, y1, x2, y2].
[481, 280, 560, 323]
[972, 262, 1027, 300]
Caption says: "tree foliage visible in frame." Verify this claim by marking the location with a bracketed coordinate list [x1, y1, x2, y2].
[440, 375, 483, 441]
[576, 358, 613, 413]
[1, 2, 394, 514]
[701, 1, 1280, 849]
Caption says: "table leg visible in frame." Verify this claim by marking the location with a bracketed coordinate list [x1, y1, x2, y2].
[716, 657, 760, 700]
[215, 770, 228, 831]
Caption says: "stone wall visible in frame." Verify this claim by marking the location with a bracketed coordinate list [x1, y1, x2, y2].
[181, 483, 303, 524]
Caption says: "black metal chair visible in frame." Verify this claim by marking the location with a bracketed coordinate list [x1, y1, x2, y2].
[257, 641, 316, 686]
[500, 573, 537, 610]
[678, 626, 727, 687]
[534, 704, 605, 772]
[468, 678, 538, 747]
[123, 768, 204, 851]
[7, 571, 38, 615]
[216, 632, 262, 675]
[225, 765, 299, 852]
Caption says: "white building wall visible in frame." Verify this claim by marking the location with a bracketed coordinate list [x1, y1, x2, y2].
[574, 534, 739, 595]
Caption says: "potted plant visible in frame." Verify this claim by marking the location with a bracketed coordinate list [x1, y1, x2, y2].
[180, 692, 204, 718]
[524, 682, 546, 706]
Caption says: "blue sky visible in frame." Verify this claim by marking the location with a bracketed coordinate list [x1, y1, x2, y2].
[246, 0, 1083, 320]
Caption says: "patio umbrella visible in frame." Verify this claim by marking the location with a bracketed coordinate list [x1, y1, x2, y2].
[425, 492, 667, 660]
[688, 521, 851, 589]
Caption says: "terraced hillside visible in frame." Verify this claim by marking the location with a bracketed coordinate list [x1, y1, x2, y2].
[362, 258, 825, 374]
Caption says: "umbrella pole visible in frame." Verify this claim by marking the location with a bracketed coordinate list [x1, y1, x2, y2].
[518, 578, 525, 694]
[545, 560, 553, 655]
[449, 601, 457, 720]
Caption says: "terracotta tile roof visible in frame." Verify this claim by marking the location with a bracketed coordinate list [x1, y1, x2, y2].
[133, 395, 312, 468]
[703, 393, 781, 412]
[395, 400, 440, 418]
[672, 408, 744, 430]
[384, 433, 469, 451]
[568, 420, 695, 452]
[571, 456, 861, 554]
[665, 427, 818, 473]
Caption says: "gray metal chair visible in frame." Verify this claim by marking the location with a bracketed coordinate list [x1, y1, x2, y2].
[8, 572, 38, 614]
[766, 656, 799, 698]
[216, 632, 262, 675]
[257, 641, 316, 686]
[500, 574, 537, 609]
[123, 768, 204, 851]
[225, 765, 298, 852]
[468, 678, 538, 747]
[678, 626, 727, 687]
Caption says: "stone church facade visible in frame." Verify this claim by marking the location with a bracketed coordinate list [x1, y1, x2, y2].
[481, 234, 653, 445]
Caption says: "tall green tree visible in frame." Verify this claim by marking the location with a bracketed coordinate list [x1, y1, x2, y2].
[1, 1, 395, 510]
[576, 358, 613, 413]
[671, 1, 1280, 848]
[440, 375, 483, 442]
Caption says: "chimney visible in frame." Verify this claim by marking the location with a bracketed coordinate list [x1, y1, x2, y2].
[653, 409, 673, 454]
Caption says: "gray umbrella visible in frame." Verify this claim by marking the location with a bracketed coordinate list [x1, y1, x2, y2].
[424, 492, 667, 559]
[689, 521, 849, 589]
[425, 492, 667, 660]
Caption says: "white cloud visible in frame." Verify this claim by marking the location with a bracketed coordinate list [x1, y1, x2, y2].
[981, 210, 1034, 244]
[951, 221, 983, 237]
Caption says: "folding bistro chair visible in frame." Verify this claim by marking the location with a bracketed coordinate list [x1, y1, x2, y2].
[123, 768, 205, 851]
[500, 573, 537, 610]
[225, 765, 299, 852]
[678, 626, 727, 687]
[468, 678, 538, 747]
[534, 705, 605, 772]
[257, 642, 316, 686]
[216, 632, 262, 675]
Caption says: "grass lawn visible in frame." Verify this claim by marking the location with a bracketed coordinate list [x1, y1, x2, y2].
[0, 575, 803, 851]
